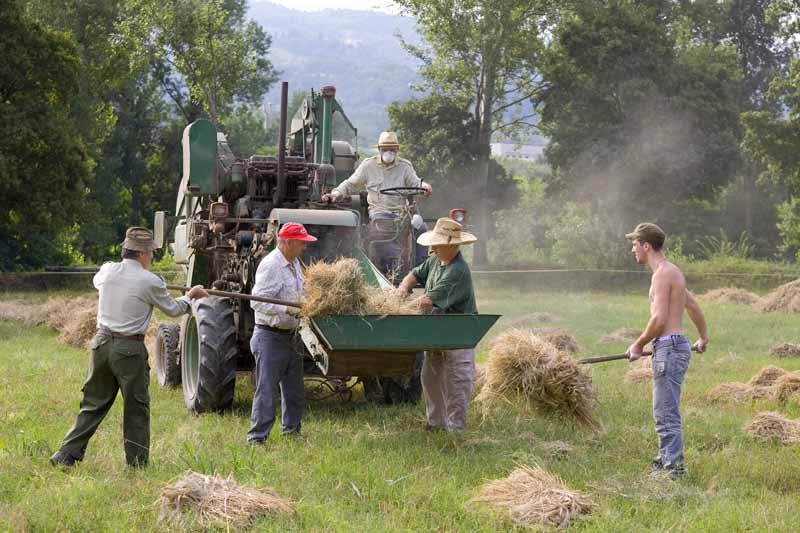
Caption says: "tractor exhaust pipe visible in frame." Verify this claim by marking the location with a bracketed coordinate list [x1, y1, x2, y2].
[273, 80, 289, 208]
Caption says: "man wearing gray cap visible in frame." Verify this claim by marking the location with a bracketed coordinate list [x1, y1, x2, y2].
[50, 227, 208, 468]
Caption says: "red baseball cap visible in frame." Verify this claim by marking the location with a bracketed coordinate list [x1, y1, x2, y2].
[278, 222, 317, 242]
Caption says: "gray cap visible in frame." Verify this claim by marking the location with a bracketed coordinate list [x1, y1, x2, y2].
[121, 226, 158, 252]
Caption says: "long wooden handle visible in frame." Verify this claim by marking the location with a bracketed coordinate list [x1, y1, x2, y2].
[578, 346, 699, 365]
[167, 284, 303, 309]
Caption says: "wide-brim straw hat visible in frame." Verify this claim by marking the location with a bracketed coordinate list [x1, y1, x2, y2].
[372, 131, 400, 149]
[121, 226, 158, 251]
[417, 217, 477, 246]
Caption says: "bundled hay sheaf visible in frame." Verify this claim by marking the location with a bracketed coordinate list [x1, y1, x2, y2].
[707, 382, 773, 402]
[700, 287, 760, 305]
[301, 258, 420, 317]
[157, 471, 294, 527]
[470, 465, 594, 529]
[531, 327, 581, 354]
[624, 358, 653, 384]
[754, 278, 800, 313]
[747, 365, 788, 387]
[476, 329, 599, 429]
[769, 342, 800, 358]
[598, 327, 641, 344]
[744, 412, 800, 445]
[773, 373, 800, 403]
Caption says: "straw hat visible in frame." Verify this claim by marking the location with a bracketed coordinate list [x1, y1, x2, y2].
[417, 217, 477, 246]
[372, 131, 400, 149]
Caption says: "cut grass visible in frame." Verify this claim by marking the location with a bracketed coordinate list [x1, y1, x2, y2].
[1, 286, 800, 531]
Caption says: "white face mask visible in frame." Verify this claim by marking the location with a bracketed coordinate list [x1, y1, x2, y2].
[381, 150, 396, 164]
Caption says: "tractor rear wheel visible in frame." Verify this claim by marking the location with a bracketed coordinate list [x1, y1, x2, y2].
[181, 297, 238, 413]
[154, 323, 181, 387]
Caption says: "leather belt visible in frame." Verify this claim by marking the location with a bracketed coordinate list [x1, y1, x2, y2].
[96, 327, 145, 342]
[255, 323, 293, 334]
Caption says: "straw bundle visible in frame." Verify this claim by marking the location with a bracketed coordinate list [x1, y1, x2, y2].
[58, 305, 100, 348]
[472, 363, 487, 396]
[769, 342, 800, 358]
[471, 465, 594, 529]
[747, 365, 788, 387]
[157, 471, 294, 527]
[754, 279, 800, 313]
[532, 328, 581, 355]
[364, 287, 421, 315]
[302, 259, 368, 317]
[476, 329, 599, 429]
[706, 382, 773, 402]
[744, 412, 800, 445]
[598, 327, 641, 344]
[624, 358, 653, 384]
[699, 287, 759, 305]
[773, 373, 800, 403]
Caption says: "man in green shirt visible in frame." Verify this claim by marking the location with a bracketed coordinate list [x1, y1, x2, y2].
[399, 217, 478, 431]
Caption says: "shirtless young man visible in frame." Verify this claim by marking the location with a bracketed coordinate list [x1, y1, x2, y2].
[626, 223, 709, 477]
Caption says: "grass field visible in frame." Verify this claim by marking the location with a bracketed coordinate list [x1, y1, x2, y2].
[1, 284, 800, 531]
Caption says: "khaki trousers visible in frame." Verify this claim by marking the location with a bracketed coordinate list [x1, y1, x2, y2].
[421, 348, 476, 430]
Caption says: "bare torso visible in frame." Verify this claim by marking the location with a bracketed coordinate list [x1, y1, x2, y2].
[649, 261, 687, 336]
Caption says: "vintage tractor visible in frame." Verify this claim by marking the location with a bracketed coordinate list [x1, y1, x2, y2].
[153, 82, 498, 413]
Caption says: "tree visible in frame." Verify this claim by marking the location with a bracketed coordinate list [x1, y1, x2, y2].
[395, 0, 547, 264]
[536, 1, 742, 239]
[121, 0, 278, 127]
[0, 0, 91, 270]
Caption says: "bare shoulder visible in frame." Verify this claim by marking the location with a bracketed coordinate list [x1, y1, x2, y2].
[658, 261, 686, 288]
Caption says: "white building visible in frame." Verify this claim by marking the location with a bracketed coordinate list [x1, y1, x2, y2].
[490, 141, 545, 161]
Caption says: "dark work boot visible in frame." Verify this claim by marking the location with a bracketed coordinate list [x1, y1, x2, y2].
[50, 450, 79, 467]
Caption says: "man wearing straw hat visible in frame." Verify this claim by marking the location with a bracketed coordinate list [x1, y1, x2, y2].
[625, 222, 709, 478]
[248, 222, 317, 445]
[321, 131, 433, 274]
[50, 227, 209, 468]
[398, 217, 478, 431]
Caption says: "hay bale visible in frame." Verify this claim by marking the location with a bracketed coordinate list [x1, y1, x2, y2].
[302, 259, 368, 317]
[755, 278, 800, 313]
[471, 465, 594, 528]
[747, 365, 788, 387]
[700, 287, 760, 305]
[706, 382, 773, 402]
[769, 342, 800, 358]
[598, 327, 641, 344]
[774, 373, 800, 403]
[532, 328, 581, 355]
[57, 306, 99, 349]
[157, 471, 294, 527]
[476, 329, 599, 429]
[745, 412, 800, 445]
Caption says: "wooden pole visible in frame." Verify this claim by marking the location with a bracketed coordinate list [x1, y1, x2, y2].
[166, 284, 302, 308]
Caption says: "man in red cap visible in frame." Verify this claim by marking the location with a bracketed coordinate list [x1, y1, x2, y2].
[247, 222, 317, 445]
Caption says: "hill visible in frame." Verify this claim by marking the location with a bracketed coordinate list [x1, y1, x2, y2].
[248, 1, 422, 144]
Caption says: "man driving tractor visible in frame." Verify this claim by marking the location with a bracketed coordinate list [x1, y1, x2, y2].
[322, 131, 432, 276]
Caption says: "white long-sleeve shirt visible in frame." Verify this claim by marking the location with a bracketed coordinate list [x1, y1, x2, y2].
[331, 155, 422, 216]
[250, 248, 305, 329]
[93, 259, 192, 335]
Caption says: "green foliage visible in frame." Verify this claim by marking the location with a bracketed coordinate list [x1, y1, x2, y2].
[222, 105, 277, 157]
[0, 0, 91, 270]
[545, 202, 630, 269]
[537, 1, 743, 233]
[776, 197, 800, 260]
[120, 0, 278, 125]
[696, 230, 755, 261]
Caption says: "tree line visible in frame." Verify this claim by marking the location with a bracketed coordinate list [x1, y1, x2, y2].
[1, 0, 799, 270]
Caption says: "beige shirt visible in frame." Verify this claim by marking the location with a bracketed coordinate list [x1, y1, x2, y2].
[251, 248, 305, 329]
[93, 259, 192, 335]
[332, 155, 422, 216]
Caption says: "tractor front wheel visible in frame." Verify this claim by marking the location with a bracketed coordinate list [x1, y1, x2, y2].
[180, 297, 238, 413]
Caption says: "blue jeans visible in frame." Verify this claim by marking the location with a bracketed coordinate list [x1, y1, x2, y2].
[652, 334, 692, 469]
[370, 213, 429, 274]
[248, 328, 304, 441]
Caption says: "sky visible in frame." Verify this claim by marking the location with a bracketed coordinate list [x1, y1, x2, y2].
[255, 0, 399, 13]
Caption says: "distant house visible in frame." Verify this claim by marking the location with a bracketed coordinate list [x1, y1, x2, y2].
[490, 141, 545, 161]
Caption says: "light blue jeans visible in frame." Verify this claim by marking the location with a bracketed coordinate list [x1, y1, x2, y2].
[652, 334, 692, 469]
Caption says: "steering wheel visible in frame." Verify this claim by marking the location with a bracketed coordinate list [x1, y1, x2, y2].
[379, 186, 427, 197]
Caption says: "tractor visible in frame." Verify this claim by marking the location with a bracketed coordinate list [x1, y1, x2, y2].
[153, 82, 498, 413]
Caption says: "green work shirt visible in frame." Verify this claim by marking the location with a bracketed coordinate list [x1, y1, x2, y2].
[412, 252, 478, 314]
